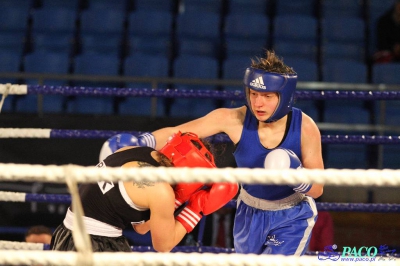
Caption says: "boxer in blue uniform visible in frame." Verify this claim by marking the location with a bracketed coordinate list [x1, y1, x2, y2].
[133, 50, 324, 255]
[51, 132, 238, 252]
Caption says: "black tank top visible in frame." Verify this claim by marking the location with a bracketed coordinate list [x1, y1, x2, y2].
[76, 147, 158, 229]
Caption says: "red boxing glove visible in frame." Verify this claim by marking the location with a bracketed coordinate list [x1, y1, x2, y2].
[174, 182, 204, 209]
[176, 183, 239, 233]
[201, 182, 239, 215]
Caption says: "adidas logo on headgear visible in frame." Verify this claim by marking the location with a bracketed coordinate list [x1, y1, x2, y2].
[250, 76, 266, 89]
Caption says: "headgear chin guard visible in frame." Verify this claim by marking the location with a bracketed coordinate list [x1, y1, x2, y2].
[159, 131, 216, 168]
[243, 67, 297, 123]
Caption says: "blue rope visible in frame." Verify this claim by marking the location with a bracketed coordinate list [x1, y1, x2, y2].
[25, 193, 71, 204]
[27, 85, 400, 100]
[47, 129, 400, 144]
[19, 193, 400, 213]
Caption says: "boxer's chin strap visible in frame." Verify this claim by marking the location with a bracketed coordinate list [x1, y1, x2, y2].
[65, 166, 94, 266]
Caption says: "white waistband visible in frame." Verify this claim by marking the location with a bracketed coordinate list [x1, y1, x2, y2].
[239, 187, 305, 211]
[63, 208, 122, 237]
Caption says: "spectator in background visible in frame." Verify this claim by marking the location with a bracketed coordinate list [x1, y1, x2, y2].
[374, 0, 400, 63]
[25, 225, 52, 244]
[308, 211, 335, 252]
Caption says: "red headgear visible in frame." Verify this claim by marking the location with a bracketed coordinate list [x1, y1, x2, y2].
[159, 132, 216, 168]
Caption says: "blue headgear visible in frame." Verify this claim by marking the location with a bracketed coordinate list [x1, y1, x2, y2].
[243, 67, 297, 123]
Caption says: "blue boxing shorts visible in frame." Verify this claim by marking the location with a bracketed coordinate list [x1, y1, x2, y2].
[233, 188, 318, 255]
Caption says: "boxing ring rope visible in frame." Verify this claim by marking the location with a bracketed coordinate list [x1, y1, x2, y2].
[2, 127, 400, 144]
[0, 163, 400, 186]
[5, 250, 392, 266]
[2, 83, 400, 98]
[1, 191, 400, 213]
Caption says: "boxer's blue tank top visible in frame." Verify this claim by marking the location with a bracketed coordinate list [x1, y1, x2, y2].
[233, 106, 302, 200]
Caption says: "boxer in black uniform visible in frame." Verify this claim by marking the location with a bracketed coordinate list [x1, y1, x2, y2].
[51, 132, 238, 252]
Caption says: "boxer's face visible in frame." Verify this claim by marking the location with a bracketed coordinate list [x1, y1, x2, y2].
[248, 89, 279, 121]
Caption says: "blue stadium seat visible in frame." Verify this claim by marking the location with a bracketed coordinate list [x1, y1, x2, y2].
[224, 13, 269, 58]
[66, 96, 115, 115]
[0, 32, 26, 55]
[134, 0, 174, 11]
[274, 41, 317, 62]
[23, 50, 70, 85]
[170, 55, 219, 117]
[274, 15, 318, 42]
[31, 7, 77, 53]
[68, 52, 121, 114]
[124, 53, 169, 79]
[373, 63, 400, 127]
[128, 10, 173, 37]
[220, 56, 249, 108]
[382, 144, 400, 169]
[224, 39, 266, 59]
[292, 100, 319, 123]
[322, 43, 365, 62]
[273, 15, 318, 61]
[282, 57, 319, 82]
[373, 63, 400, 84]
[85, 0, 128, 11]
[176, 10, 221, 58]
[322, 0, 364, 18]
[324, 144, 368, 169]
[0, 0, 32, 13]
[0, 49, 22, 112]
[283, 55, 319, 121]
[176, 10, 220, 39]
[120, 53, 169, 116]
[73, 52, 120, 80]
[0, 50, 22, 83]
[0, 6, 30, 33]
[31, 7, 77, 35]
[275, 0, 316, 16]
[127, 10, 173, 56]
[33, 33, 74, 54]
[321, 17, 365, 62]
[17, 50, 71, 113]
[128, 36, 171, 57]
[227, 0, 268, 15]
[79, 8, 125, 55]
[80, 8, 125, 34]
[178, 0, 223, 13]
[222, 56, 250, 80]
[323, 59, 367, 84]
[173, 55, 219, 81]
[80, 34, 122, 56]
[322, 60, 369, 127]
[37, 0, 80, 9]
[323, 100, 370, 125]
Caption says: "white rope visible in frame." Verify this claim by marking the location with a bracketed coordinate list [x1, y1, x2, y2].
[0, 191, 26, 202]
[0, 84, 10, 113]
[64, 170, 94, 266]
[0, 128, 51, 138]
[0, 241, 44, 250]
[1, 250, 396, 266]
[0, 84, 28, 95]
[0, 163, 399, 186]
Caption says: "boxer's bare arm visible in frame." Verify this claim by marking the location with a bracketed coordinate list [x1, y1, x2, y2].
[152, 107, 245, 150]
[301, 113, 324, 198]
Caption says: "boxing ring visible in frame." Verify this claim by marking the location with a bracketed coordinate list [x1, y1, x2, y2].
[1, 83, 400, 265]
